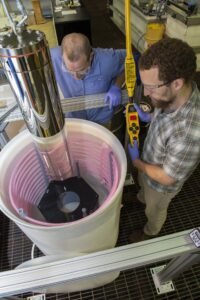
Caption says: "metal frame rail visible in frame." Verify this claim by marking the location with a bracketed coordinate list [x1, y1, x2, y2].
[0, 104, 18, 148]
[0, 229, 199, 297]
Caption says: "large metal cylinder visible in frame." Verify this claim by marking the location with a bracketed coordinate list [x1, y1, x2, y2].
[0, 28, 64, 137]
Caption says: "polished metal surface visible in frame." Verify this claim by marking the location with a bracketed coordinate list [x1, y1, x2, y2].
[0, 29, 64, 137]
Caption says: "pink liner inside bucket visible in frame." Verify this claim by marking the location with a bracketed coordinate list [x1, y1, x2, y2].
[9, 132, 119, 226]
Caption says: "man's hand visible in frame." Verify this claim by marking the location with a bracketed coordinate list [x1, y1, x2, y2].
[128, 140, 139, 161]
[104, 85, 121, 109]
[134, 103, 151, 123]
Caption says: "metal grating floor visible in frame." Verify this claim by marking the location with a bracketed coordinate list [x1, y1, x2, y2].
[1, 164, 200, 299]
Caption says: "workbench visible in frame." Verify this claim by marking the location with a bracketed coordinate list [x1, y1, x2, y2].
[52, 4, 91, 44]
[0, 17, 58, 48]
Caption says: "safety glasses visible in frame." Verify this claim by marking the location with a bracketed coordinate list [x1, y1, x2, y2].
[142, 80, 173, 91]
[61, 59, 91, 76]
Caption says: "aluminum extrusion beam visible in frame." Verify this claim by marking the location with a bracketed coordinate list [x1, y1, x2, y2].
[158, 252, 200, 283]
[0, 229, 197, 297]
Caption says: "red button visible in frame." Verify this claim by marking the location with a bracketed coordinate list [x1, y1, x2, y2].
[130, 115, 137, 121]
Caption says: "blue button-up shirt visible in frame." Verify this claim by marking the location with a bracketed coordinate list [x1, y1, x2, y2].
[50, 47, 126, 124]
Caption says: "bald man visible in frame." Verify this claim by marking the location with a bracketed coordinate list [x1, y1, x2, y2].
[50, 33, 126, 125]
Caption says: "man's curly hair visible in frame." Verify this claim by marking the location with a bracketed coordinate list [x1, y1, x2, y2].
[139, 37, 197, 84]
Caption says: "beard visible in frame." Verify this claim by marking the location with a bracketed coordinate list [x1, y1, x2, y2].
[150, 94, 176, 110]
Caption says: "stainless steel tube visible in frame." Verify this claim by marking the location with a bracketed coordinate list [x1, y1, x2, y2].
[0, 29, 64, 137]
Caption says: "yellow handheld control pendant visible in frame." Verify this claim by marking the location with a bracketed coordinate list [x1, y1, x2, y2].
[126, 103, 140, 146]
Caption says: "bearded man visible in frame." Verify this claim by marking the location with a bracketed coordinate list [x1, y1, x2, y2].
[128, 37, 200, 242]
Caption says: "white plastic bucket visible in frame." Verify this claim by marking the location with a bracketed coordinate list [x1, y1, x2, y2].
[0, 119, 127, 256]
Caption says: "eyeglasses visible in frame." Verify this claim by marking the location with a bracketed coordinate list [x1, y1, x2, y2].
[61, 59, 90, 76]
[142, 80, 172, 91]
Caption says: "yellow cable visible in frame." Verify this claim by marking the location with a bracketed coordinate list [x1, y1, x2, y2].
[125, 0, 136, 99]
[125, 0, 139, 146]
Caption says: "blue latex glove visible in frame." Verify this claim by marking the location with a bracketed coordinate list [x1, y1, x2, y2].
[128, 140, 139, 161]
[104, 85, 121, 109]
[134, 103, 151, 123]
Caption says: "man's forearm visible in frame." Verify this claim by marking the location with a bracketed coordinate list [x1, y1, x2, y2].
[133, 158, 175, 186]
